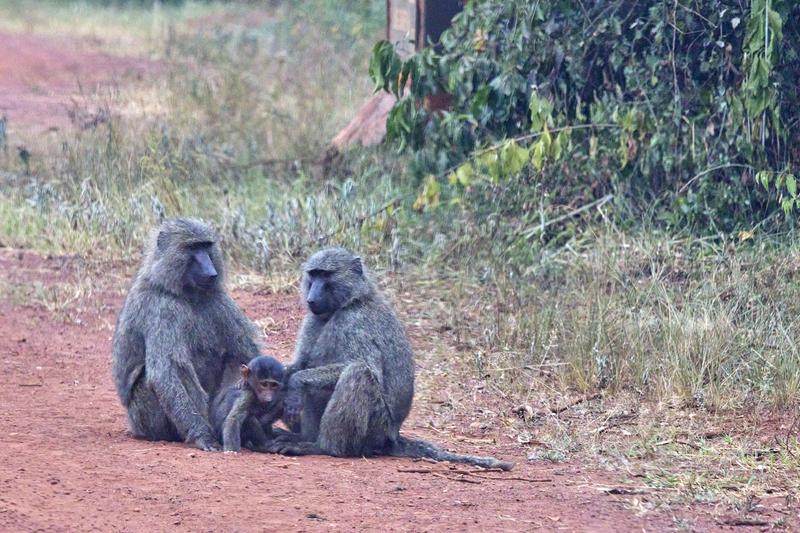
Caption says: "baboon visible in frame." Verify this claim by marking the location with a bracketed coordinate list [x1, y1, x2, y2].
[211, 355, 285, 453]
[269, 247, 512, 470]
[112, 217, 261, 451]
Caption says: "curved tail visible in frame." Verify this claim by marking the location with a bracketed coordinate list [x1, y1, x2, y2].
[388, 435, 514, 471]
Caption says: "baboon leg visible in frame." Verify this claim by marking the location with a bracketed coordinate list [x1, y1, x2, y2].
[271, 389, 327, 448]
[282, 364, 344, 441]
[272, 440, 323, 456]
[299, 387, 331, 442]
[269, 430, 305, 445]
[126, 383, 180, 442]
[317, 362, 391, 457]
[221, 391, 254, 452]
[242, 417, 269, 451]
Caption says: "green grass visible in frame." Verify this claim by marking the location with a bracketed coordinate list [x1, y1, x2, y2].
[0, 0, 222, 55]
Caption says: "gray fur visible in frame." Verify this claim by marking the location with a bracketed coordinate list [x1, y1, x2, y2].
[112, 217, 261, 451]
[269, 247, 512, 470]
[211, 355, 285, 453]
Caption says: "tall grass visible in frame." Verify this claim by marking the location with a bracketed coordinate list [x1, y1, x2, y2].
[0, 0, 391, 260]
[438, 227, 800, 409]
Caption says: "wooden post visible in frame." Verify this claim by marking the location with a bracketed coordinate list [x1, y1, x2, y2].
[328, 0, 464, 155]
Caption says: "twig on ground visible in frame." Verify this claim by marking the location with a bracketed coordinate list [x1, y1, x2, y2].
[654, 439, 701, 450]
[469, 474, 552, 483]
[597, 485, 678, 494]
[532, 392, 602, 419]
[674, 439, 701, 450]
[398, 467, 550, 483]
[433, 472, 482, 484]
[718, 517, 770, 527]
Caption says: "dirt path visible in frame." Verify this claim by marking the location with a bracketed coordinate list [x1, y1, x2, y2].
[0, 31, 155, 133]
[0, 250, 746, 532]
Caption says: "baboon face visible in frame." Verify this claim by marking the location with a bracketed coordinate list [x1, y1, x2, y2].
[304, 269, 336, 315]
[183, 242, 219, 291]
[302, 248, 364, 316]
[149, 218, 224, 295]
[241, 356, 285, 404]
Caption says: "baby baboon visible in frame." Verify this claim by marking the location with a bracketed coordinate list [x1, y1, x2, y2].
[112, 218, 261, 451]
[211, 355, 285, 453]
[269, 247, 512, 470]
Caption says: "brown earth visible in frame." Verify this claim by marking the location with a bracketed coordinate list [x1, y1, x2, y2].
[0, 31, 155, 133]
[0, 249, 775, 532]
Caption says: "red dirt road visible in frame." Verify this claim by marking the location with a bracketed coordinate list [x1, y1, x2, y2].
[0, 249, 742, 532]
[0, 31, 154, 132]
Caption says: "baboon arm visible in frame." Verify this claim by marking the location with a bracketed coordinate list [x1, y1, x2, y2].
[149, 362, 214, 441]
[222, 392, 253, 452]
[287, 364, 347, 392]
[285, 315, 320, 377]
[242, 416, 270, 450]
[227, 332, 260, 365]
[145, 334, 215, 442]
[283, 364, 346, 430]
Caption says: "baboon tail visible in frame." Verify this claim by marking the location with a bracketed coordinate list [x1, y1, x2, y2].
[388, 435, 513, 471]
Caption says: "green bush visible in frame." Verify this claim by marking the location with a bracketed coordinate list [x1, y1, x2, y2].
[372, 0, 800, 229]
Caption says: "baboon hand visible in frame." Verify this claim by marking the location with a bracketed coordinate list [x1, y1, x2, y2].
[223, 444, 241, 453]
[194, 434, 222, 452]
[269, 432, 303, 446]
[283, 389, 303, 426]
[265, 438, 305, 455]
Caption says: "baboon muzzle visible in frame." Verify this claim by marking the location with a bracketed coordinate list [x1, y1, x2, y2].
[193, 251, 218, 286]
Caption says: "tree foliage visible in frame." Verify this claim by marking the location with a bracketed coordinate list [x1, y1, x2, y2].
[371, 0, 800, 228]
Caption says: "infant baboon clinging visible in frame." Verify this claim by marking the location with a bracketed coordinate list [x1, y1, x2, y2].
[269, 247, 512, 470]
[211, 355, 285, 453]
[112, 217, 261, 451]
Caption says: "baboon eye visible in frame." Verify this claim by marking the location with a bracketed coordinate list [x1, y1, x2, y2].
[188, 241, 213, 251]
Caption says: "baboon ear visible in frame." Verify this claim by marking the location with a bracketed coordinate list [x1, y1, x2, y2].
[351, 257, 363, 276]
[156, 230, 168, 251]
[240, 364, 250, 379]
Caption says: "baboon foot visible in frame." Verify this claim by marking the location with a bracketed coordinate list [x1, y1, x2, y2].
[267, 440, 321, 456]
[269, 432, 304, 445]
[194, 434, 221, 452]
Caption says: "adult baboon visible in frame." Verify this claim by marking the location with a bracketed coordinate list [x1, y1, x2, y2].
[112, 217, 261, 451]
[269, 247, 512, 470]
[211, 355, 285, 453]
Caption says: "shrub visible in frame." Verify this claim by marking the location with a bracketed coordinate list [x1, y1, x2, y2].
[371, 0, 800, 229]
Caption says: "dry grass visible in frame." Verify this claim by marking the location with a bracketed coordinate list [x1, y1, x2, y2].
[388, 264, 800, 518]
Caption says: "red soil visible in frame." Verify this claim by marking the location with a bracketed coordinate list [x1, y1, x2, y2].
[0, 249, 765, 531]
[0, 31, 154, 133]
